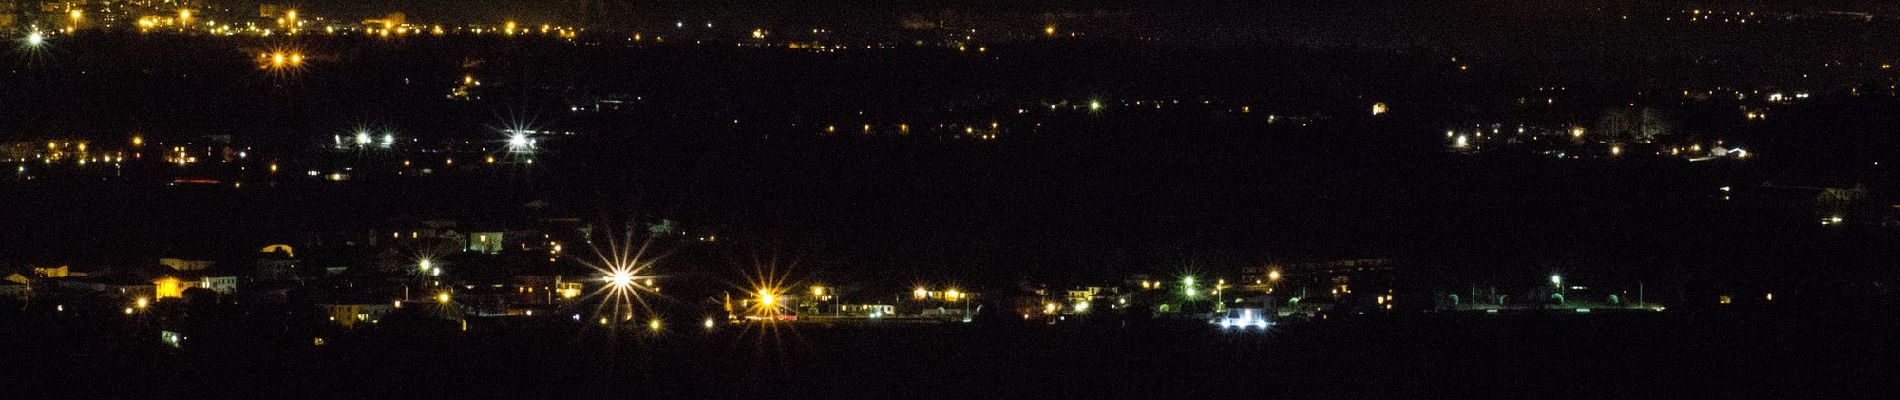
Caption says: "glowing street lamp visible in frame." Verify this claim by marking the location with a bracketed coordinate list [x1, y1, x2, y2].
[607, 270, 634, 288]
[506, 132, 533, 152]
[758, 290, 776, 307]
[25, 32, 44, 47]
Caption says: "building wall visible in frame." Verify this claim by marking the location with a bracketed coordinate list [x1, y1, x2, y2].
[200, 276, 238, 294]
[0, 283, 29, 301]
[467, 232, 503, 254]
[159, 258, 214, 271]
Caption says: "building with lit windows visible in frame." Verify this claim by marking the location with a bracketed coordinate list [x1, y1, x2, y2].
[0, 0, 18, 31]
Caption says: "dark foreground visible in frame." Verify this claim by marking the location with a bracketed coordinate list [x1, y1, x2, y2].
[3, 309, 1897, 399]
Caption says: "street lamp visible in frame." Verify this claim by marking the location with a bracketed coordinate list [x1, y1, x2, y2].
[1550, 274, 1566, 305]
